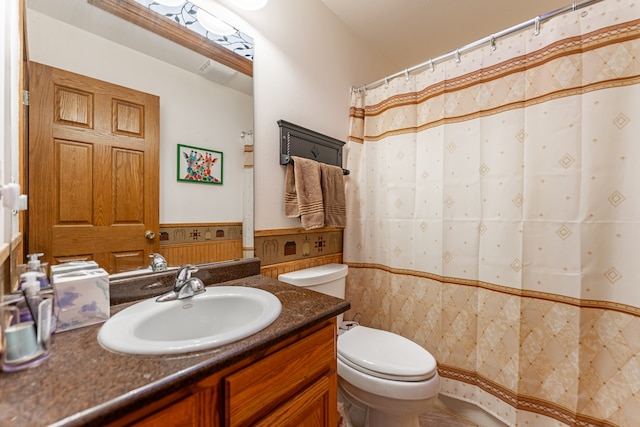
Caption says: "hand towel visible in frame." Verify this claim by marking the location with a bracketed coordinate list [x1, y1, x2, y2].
[284, 156, 325, 229]
[320, 162, 347, 228]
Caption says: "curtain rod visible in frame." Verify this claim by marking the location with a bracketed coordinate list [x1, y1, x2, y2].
[351, 0, 604, 93]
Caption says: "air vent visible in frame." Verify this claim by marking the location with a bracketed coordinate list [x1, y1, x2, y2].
[198, 59, 214, 74]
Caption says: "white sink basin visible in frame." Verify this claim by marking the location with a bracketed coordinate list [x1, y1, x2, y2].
[98, 286, 282, 355]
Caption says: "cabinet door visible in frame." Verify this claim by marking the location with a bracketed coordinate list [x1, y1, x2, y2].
[130, 385, 219, 427]
[132, 395, 198, 427]
[254, 375, 336, 427]
[225, 322, 336, 426]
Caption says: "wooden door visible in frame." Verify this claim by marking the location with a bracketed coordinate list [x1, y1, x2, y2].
[28, 62, 160, 273]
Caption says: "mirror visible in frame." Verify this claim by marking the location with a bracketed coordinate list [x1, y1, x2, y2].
[20, 0, 254, 279]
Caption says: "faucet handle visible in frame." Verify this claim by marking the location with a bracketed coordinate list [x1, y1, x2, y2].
[176, 264, 198, 282]
[148, 253, 168, 271]
[177, 277, 206, 299]
[157, 265, 205, 302]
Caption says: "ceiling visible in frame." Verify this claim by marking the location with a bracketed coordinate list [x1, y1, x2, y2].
[29, 0, 579, 92]
[320, 0, 574, 73]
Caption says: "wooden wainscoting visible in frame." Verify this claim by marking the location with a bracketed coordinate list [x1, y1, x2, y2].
[2, 233, 24, 295]
[261, 253, 343, 279]
[1, 243, 9, 296]
[256, 227, 344, 278]
[159, 223, 242, 266]
[160, 240, 242, 267]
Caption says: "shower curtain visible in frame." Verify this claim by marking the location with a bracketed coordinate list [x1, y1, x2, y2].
[344, 1, 640, 426]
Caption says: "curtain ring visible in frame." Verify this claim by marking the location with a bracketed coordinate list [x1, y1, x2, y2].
[534, 16, 541, 36]
[572, 2, 578, 11]
[404, 69, 410, 81]
[490, 35, 497, 51]
[384, 77, 389, 88]
[428, 58, 434, 72]
[455, 48, 461, 63]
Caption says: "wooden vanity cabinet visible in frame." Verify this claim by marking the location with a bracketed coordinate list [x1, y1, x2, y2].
[122, 320, 338, 427]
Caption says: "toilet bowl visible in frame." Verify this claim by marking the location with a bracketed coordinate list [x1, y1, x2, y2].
[278, 264, 441, 427]
[337, 325, 440, 427]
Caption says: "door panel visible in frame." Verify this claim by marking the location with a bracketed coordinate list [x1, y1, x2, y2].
[29, 62, 159, 273]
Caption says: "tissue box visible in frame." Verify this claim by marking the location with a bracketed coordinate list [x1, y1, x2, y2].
[50, 261, 99, 277]
[52, 268, 110, 332]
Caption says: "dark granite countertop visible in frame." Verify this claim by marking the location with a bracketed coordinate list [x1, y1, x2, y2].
[0, 261, 350, 427]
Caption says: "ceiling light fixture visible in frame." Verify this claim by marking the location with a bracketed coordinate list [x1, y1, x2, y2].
[196, 8, 237, 36]
[229, 0, 268, 10]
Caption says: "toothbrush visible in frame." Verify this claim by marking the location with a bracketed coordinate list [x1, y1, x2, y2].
[22, 289, 39, 336]
[37, 299, 53, 349]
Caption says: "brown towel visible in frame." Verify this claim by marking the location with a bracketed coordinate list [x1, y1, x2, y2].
[320, 162, 346, 228]
[284, 156, 325, 229]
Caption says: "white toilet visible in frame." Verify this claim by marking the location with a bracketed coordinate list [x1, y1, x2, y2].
[278, 264, 440, 427]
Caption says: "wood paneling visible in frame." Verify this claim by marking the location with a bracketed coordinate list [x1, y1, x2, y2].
[2, 234, 24, 294]
[260, 253, 343, 279]
[225, 322, 336, 426]
[56, 140, 93, 224]
[113, 148, 144, 223]
[106, 321, 337, 427]
[254, 227, 345, 237]
[54, 85, 93, 128]
[161, 240, 242, 267]
[132, 395, 199, 427]
[112, 99, 144, 137]
[255, 228, 343, 267]
[253, 376, 333, 427]
[1, 243, 9, 295]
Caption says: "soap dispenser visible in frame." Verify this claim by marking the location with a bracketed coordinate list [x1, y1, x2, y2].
[18, 253, 50, 289]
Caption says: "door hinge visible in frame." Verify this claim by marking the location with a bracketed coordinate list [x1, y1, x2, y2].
[22, 90, 29, 106]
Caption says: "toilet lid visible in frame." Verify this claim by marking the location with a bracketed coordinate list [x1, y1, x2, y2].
[337, 326, 437, 381]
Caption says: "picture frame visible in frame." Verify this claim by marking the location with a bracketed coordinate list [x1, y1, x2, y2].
[177, 144, 223, 185]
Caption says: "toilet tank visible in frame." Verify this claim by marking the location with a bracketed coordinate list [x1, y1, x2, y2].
[278, 264, 348, 300]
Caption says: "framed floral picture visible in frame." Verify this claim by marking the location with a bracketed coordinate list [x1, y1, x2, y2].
[177, 144, 223, 185]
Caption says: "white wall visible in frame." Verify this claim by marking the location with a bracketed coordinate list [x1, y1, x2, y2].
[1, 0, 8, 248]
[27, 11, 253, 224]
[27, 0, 388, 232]
[218, 0, 386, 231]
[1, 0, 21, 247]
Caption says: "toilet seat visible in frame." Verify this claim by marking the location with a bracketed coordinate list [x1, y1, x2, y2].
[337, 326, 437, 382]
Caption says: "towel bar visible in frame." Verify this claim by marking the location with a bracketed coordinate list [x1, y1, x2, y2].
[284, 157, 350, 175]
[278, 120, 350, 175]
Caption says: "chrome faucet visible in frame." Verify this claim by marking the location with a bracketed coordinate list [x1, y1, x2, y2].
[148, 253, 168, 272]
[156, 265, 206, 302]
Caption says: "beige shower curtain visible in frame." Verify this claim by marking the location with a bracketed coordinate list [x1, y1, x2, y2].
[344, 1, 640, 426]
